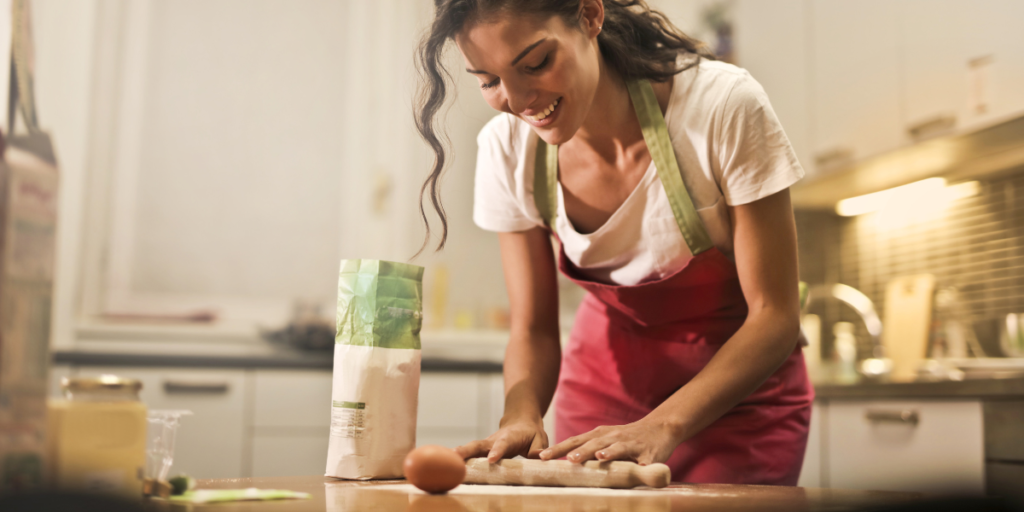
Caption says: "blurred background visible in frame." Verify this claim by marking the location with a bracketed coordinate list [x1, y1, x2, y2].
[19, 0, 1024, 498]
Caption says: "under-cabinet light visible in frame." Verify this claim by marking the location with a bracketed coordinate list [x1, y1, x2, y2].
[835, 178, 979, 217]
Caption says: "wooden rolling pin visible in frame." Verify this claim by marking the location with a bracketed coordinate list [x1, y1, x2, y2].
[464, 458, 671, 489]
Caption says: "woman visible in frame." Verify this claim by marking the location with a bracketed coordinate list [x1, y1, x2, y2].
[415, 0, 813, 485]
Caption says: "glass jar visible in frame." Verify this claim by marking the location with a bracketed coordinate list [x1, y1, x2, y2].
[62, 374, 142, 402]
[49, 375, 147, 498]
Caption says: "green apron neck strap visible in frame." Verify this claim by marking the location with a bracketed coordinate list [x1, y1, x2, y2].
[533, 135, 559, 229]
[626, 79, 714, 255]
[533, 79, 713, 256]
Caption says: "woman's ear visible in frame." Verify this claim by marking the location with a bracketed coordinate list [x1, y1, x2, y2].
[579, 0, 605, 38]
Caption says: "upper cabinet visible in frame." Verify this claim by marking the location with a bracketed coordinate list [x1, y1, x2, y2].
[734, 0, 814, 183]
[810, 0, 905, 172]
[902, 0, 1024, 136]
[734, 0, 1024, 181]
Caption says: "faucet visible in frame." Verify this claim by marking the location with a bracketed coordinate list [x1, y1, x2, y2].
[804, 283, 891, 379]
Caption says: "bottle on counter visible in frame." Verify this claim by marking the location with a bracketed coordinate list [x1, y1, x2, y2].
[833, 322, 859, 384]
[47, 375, 147, 499]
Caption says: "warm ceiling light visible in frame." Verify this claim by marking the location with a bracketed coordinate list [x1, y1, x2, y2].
[835, 178, 979, 217]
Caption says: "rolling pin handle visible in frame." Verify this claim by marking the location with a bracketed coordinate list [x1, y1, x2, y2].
[636, 463, 671, 488]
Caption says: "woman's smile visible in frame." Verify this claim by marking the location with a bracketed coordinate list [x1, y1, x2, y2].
[523, 97, 562, 127]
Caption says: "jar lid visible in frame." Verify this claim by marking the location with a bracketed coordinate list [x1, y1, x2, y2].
[62, 374, 143, 393]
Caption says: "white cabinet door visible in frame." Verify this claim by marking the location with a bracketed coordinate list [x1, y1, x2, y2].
[961, 0, 1024, 127]
[797, 401, 824, 488]
[417, 373, 481, 448]
[827, 400, 984, 494]
[252, 369, 332, 429]
[251, 434, 327, 478]
[250, 370, 333, 477]
[810, 0, 905, 171]
[901, 0, 1024, 137]
[76, 367, 248, 479]
[734, 0, 814, 178]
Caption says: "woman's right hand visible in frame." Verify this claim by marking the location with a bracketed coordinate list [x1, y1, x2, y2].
[454, 417, 549, 462]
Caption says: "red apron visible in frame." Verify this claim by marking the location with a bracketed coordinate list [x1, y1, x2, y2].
[533, 80, 813, 485]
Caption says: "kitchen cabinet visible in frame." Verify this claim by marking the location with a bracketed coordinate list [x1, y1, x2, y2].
[733, 0, 813, 178]
[60, 362, 507, 478]
[809, 0, 905, 171]
[75, 366, 249, 480]
[250, 370, 333, 477]
[901, 0, 1024, 138]
[824, 399, 985, 494]
[736, 0, 1024, 181]
[797, 402, 824, 488]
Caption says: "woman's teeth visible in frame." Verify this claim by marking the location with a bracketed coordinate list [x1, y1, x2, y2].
[526, 98, 560, 121]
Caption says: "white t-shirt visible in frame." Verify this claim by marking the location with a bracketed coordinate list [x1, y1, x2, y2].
[472, 57, 804, 286]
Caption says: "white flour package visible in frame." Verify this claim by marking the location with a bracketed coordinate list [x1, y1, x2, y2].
[325, 259, 424, 479]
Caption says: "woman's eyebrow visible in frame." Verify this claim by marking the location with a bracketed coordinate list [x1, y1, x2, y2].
[465, 37, 547, 75]
[510, 38, 546, 65]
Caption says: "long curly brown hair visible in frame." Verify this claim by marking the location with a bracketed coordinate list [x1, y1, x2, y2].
[414, 0, 715, 253]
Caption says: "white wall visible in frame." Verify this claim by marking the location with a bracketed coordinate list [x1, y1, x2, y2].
[33, 0, 98, 348]
[33, 1, 724, 340]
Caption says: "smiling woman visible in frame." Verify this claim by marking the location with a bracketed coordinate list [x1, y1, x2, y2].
[415, 0, 714, 250]
[412, 0, 811, 486]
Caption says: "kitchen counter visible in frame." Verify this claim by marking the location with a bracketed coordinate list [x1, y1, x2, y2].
[53, 328, 509, 372]
[142, 475, 925, 512]
[814, 376, 1024, 399]
[52, 347, 502, 373]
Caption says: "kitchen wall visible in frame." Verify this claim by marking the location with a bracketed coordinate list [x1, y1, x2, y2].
[797, 164, 1024, 358]
[30, 0, 729, 344]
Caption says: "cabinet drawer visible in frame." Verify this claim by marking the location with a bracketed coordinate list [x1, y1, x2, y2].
[984, 401, 1024, 462]
[75, 367, 248, 479]
[827, 400, 984, 494]
[418, 373, 480, 429]
[253, 370, 332, 428]
[251, 433, 328, 478]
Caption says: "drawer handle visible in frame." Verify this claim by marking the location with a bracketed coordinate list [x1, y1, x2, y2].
[906, 113, 957, 139]
[813, 146, 854, 169]
[163, 381, 230, 394]
[865, 409, 919, 425]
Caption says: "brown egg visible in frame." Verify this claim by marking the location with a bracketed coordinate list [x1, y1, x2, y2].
[403, 445, 466, 494]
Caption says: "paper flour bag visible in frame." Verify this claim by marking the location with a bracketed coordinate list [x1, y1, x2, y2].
[325, 259, 424, 479]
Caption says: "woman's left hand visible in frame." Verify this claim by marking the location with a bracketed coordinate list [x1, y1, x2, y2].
[538, 417, 683, 465]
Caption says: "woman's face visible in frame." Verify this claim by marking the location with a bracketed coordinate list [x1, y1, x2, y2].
[455, 8, 603, 145]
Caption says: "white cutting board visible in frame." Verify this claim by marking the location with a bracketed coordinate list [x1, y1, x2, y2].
[882, 274, 935, 381]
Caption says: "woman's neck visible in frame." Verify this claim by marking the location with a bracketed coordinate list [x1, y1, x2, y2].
[567, 60, 644, 162]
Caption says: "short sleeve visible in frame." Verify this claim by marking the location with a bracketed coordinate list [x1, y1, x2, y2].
[472, 116, 536, 232]
[714, 72, 805, 206]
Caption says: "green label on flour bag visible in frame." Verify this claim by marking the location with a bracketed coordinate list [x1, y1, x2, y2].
[332, 401, 365, 409]
[330, 401, 367, 439]
[336, 259, 424, 350]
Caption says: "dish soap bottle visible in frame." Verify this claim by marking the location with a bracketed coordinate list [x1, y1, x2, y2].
[833, 322, 858, 384]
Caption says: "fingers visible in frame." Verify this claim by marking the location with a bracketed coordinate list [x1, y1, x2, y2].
[566, 437, 616, 463]
[487, 438, 510, 463]
[527, 429, 549, 459]
[454, 439, 491, 460]
[594, 442, 636, 462]
[539, 432, 592, 461]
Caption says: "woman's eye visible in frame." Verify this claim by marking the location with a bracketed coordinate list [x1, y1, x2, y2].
[526, 55, 549, 73]
[481, 77, 500, 90]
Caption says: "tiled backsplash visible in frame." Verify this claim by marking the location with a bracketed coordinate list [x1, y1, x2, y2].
[796, 164, 1024, 358]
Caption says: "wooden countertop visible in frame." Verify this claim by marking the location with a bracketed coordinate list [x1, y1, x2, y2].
[143, 475, 924, 511]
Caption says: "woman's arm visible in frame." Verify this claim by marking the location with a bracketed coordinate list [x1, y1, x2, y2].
[455, 227, 562, 461]
[540, 189, 802, 464]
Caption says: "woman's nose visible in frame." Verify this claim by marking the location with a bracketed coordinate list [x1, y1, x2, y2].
[502, 78, 537, 115]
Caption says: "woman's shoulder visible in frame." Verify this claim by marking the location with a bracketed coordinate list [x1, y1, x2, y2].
[477, 112, 532, 156]
[684, 57, 769, 108]
[668, 56, 772, 125]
